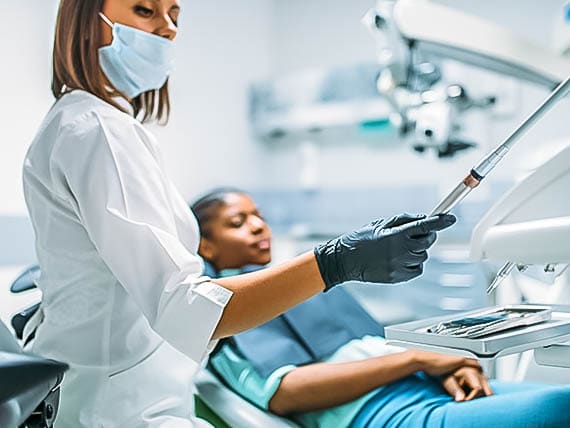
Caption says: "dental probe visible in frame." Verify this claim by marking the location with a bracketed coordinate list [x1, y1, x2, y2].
[427, 76, 570, 293]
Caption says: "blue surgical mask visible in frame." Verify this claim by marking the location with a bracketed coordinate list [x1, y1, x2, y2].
[98, 12, 174, 98]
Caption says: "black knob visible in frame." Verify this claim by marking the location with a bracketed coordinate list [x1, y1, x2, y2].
[46, 403, 54, 419]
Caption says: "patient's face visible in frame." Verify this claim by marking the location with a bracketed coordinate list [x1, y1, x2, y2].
[199, 193, 272, 270]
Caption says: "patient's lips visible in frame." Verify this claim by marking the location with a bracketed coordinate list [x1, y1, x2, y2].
[255, 239, 271, 250]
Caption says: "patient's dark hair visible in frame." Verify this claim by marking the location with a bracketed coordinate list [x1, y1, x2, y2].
[191, 188, 256, 358]
[190, 187, 246, 238]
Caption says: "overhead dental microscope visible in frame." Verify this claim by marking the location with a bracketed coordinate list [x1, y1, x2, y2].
[363, 0, 570, 158]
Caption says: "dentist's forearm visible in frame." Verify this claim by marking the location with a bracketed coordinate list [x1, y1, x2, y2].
[212, 213, 455, 338]
[212, 251, 325, 338]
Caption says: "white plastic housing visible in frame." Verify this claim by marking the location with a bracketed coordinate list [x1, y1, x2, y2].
[471, 145, 570, 264]
[393, 0, 570, 87]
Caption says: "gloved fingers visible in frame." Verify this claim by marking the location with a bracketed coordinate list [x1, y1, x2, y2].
[404, 214, 456, 237]
[399, 250, 428, 266]
[382, 213, 425, 229]
[401, 264, 423, 280]
[407, 233, 437, 252]
[392, 249, 428, 266]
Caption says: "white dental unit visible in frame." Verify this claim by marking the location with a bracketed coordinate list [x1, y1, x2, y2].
[372, 0, 570, 366]
[386, 143, 570, 362]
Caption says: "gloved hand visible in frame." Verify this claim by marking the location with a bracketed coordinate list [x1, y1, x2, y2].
[314, 213, 456, 291]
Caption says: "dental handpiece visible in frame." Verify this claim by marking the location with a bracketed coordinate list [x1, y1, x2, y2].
[428, 76, 570, 292]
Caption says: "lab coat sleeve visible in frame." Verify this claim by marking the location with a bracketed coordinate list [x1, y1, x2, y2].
[51, 111, 232, 362]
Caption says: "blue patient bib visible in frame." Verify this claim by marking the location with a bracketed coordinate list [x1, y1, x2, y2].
[205, 262, 384, 377]
[233, 290, 383, 376]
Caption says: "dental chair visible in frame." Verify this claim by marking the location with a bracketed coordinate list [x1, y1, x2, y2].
[10, 265, 40, 341]
[0, 318, 67, 428]
[195, 369, 300, 428]
[4, 266, 69, 428]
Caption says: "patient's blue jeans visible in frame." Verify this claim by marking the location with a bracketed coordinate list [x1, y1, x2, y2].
[351, 374, 570, 428]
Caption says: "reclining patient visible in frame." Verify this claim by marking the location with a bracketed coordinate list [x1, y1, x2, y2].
[191, 188, 570, 428]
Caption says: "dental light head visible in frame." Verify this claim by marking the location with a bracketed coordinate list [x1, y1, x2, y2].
[363, 0, 570, 158]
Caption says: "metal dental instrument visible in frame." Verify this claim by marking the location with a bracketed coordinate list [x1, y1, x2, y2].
[427, 76, 570, 293]
[485, 261, 517, 294]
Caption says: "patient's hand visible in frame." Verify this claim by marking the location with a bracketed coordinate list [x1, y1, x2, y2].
[442, 367, 494, 402]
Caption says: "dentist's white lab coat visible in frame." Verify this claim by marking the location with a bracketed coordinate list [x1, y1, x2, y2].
[23, 90, 232, 427]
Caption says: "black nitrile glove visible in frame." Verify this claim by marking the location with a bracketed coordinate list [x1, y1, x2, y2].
[314, 213, 456, 291]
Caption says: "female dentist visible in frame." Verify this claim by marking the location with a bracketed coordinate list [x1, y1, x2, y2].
[22, 0, 455, 426]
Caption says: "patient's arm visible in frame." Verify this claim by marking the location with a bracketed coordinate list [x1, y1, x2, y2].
[269, 349, 481, 415]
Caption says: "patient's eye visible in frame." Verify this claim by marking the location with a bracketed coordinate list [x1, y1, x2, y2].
[228, 215, 245, 228]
